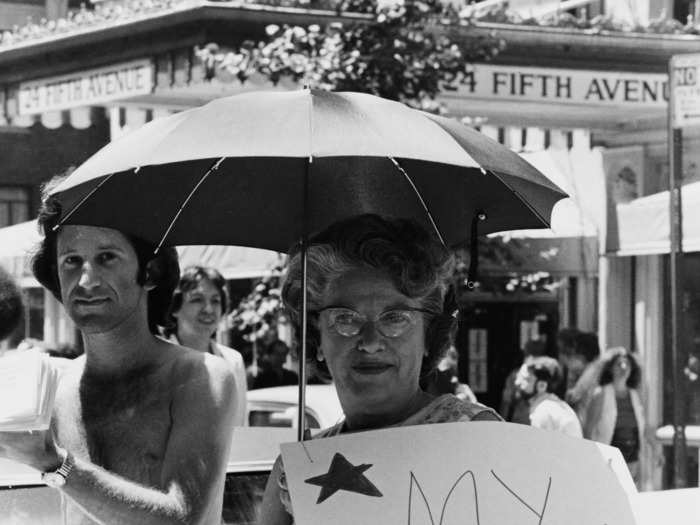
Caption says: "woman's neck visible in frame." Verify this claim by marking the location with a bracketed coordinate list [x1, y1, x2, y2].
[176, 330, 211, 353]
[613, 378, 628, 394]
[344, 390, 434, 432]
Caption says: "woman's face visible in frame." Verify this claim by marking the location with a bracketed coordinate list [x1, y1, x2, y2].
[612, 354, 632, 382]
[317, 268, 428, 420]
[173, 278, 223, 339]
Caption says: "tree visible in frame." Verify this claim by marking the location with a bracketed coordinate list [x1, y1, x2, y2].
[196, 0, 504, 111]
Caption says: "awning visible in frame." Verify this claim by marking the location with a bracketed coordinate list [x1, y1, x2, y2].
[502, 149, 602, 239]
[0, 220, 283, 285]
[487, 148, 604, 276]
[176, 245, 283, 280]
[610, 181, 700, 256]
[0, 219, 40, 287]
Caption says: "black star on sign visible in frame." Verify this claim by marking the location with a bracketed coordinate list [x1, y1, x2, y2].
[305, 452, 383, 504]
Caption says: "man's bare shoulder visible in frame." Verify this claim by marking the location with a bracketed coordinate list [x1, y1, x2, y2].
[163, 340, 236, 392]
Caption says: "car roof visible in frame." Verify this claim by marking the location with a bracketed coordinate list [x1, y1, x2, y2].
[247, 384, 344, 428]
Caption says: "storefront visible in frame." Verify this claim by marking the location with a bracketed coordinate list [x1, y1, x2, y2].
[608, 170, 700, 487]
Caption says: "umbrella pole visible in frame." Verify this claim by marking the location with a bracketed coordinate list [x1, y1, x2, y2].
[297, 239, 309, 441]
[297, 153, 312, 442]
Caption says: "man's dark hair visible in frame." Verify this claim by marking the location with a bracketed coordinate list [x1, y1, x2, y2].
[556, 327, 580, 357]
[0, 266, 23, 340]
[527, 356, 563, 394]
[574, 332, 600, 363]
[31, 176, 180, 334]
[163, 265, 229, 337]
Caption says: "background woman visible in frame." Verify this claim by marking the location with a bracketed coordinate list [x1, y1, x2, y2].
[585, 347, 645, 484]
[260, 214, 500, 525]
[164, 265, 248, 426]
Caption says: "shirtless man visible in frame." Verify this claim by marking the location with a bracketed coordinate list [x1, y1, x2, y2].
[0, 192, 237, 524]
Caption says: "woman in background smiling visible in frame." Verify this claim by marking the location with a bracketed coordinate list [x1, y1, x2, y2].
[164, 266, 247, 427]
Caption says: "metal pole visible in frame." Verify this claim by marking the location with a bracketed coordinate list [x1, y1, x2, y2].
[296, 149, 312, 442]
[668, 57, 688, 486]
[297, 239, 308, 441]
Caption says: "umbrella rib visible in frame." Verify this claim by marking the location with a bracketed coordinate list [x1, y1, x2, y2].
[387, 156, 447, 247]
[154, 157, 226, 253]
[53, 173, 117, 231]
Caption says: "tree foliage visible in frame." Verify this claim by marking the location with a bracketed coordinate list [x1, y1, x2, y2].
[196, 0, 504, 111]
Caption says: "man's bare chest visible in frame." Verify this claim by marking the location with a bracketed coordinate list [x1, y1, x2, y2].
[54, 374, 175, 487]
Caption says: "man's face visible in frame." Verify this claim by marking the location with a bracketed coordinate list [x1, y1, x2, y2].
[514, 363, 536, 397]
[56, 225, 148, 334]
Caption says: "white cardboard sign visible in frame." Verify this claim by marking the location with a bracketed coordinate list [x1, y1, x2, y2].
[281, 422, 636, 525]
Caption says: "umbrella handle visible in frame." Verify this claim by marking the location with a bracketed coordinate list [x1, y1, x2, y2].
[466, 210, 487, 290]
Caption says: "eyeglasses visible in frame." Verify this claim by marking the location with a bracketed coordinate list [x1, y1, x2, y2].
[318, 307, 436, 339]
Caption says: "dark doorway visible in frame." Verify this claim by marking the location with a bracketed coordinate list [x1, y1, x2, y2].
[456, 300, 559, 414]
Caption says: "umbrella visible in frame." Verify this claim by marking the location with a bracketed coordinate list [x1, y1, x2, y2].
[47, 89, 567, 438]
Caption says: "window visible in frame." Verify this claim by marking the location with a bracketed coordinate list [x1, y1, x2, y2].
[0, 187, 30, 228]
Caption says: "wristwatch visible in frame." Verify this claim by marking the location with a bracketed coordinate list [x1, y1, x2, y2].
[42, 448, 74, 488]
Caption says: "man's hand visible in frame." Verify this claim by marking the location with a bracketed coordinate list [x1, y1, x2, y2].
[0, 429, 61, 472]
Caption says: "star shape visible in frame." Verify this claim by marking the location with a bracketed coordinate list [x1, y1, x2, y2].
[305, 452, 383, 504]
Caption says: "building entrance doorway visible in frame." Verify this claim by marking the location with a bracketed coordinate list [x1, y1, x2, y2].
[456, 300, 560, 415]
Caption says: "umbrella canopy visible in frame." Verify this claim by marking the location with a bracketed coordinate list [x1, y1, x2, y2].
[47, 89, 567, 439]
[50, 89, 566, 252]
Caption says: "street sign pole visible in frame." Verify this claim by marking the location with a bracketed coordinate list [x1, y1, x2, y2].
[668, 54, 699, 488]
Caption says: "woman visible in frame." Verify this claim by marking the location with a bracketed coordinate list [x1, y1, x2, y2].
[164, 265, 248, 426]
[260, 214, 500, 525]
[585, 347, 645, 483]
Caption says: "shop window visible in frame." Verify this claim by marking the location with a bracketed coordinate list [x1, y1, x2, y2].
[0, 187, 30, 228]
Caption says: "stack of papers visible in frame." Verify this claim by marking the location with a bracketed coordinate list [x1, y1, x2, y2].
[0, 350, 59, 431]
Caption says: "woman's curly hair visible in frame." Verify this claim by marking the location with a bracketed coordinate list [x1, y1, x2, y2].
[282, 214, 456, 380]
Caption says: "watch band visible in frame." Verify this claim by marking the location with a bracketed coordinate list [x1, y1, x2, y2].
[42, 448, 74, 488]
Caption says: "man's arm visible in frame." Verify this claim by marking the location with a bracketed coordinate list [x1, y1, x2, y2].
[1, 355, 236, 525]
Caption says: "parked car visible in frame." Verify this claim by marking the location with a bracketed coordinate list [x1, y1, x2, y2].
[246, 384, 343, 430]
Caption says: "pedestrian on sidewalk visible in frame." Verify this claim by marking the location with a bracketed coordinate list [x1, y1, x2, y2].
[585, 347, 646, 485]
[515, 355, 583, 438]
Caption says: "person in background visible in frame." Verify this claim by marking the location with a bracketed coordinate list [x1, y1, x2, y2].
[585, 347, 646, 484]
[0, 181, 237, 525]
[500, 338, 547, 424]
[514, 356, 583, 438]
[164, 265, 247, 426]
[249, 339, 299, 390]
[0, 265, 23, 346]
[0, 266, 24, 355]
[422, 345, 477, 402]
[564, 331, 603, 430]
[555, 327, 580, 397]
[260, 214, 500, 525]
